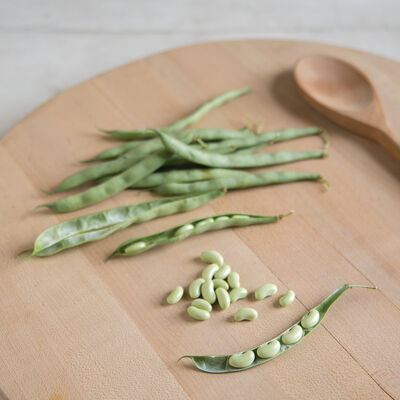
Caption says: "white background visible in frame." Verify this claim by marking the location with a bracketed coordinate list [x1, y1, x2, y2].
[1, 0, 399, 137]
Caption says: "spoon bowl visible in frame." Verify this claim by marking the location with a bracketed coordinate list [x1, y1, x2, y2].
[294, 54, 400, 160]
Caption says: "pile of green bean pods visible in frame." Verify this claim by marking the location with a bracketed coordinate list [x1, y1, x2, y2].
[36, 86, 329, 213]
[179, 284, 376, 372]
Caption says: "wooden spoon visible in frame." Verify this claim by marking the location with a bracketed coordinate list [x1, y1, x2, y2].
[294, 54, 400, 161]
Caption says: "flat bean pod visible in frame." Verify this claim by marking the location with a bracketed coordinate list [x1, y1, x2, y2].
[82, 140, 147, 163]
[101, 87, 251, 140]
[51, 131, 197, 193]
[157, 131, 327, 168]
[99, 128, 253, 160]
[38, 151, 171, 212]
[179, 284, 376, 373]
[129, 168, 251, 189]
[49, 154, 144, 193]
[27, 189, 224, 257]
[153, 171, 324, 195]
[106, 212, 292, 259]
[204, 127, 327, 152]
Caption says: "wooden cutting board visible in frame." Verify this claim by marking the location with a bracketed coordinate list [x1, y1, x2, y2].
[0, 40, 399, 400]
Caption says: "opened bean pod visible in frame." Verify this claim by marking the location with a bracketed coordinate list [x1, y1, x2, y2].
[107, 212, 293, 259]
[179, 284, 376, 373]
[27, 190, 224, 257]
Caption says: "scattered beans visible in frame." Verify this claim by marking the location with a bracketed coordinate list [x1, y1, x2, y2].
[214, 264, 231, 279]
[234, 307, 258, 321]
[191, 299, 212, 312]
[201, 279, 216, 304]
[216, 288, 231, 310]
[167, 286, 184, 304]
[229, 287, 248, 302]
[187, 306, 210, 321]
[279, 290, 296, 307]
[38, 151, 172, 212]
[255, 283, 278, 300]
[256, 340, 281, 359]
[189, 278, 205, 299]
[212, 279, 229, 290]
[200, 250, 224, 267]
[227, 272, 240, 289]
[202, 264, 220, 280]
[180, 284, 376, 373]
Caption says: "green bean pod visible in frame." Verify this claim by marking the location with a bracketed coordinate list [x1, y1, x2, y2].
[50, 132, 192, 193]
[26, 189, 224, 257]
[38, 151, 172, 212]
[153, 170, 324, 195]
[204, 127, 327, 152]
[179, 284, 376, 373]
[88, 128, 255, 163]
[101, 87, 251, 140]
[82, 140, 148, 163]
[130, 168, 252, 189]
[157, 131, 327, 169]
[106, 212, 293, 260]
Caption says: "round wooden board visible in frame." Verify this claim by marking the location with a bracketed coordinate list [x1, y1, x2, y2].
[0, 40, 399, 400]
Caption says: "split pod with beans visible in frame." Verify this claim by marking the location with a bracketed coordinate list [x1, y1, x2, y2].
[179, 284, 376, 373]
[25, 190, 225, 257]
[106, 211, 294, 260]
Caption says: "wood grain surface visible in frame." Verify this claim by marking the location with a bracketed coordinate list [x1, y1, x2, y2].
[0, 40, 399, 400]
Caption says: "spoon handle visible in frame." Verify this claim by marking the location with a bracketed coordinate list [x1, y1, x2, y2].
[375, 126, 400, 161]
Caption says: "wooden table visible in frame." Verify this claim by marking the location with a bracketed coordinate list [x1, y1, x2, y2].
[0, 40, 399, 400]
